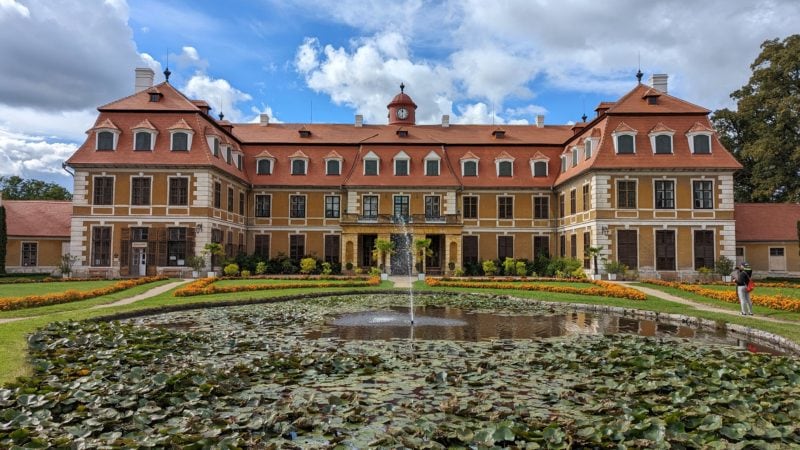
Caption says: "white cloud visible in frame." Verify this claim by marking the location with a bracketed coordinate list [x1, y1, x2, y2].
[0, 0, 29, 17]
[453, 103, 528, 125]
[249, 105, 283, 124]
[182, 73, 253, 122]
[0, 129, 78, 178]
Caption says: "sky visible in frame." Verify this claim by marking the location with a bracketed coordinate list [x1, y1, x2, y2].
[0, 0, 798, 190]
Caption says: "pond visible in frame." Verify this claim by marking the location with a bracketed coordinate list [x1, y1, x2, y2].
[2, 293, 799, 448]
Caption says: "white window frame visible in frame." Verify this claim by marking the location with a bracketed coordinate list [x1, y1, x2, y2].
[393, 151, 410, 176]
[363, 151, 380, 176]
[496, 159, 514, 177]
[560, 156, 567, 173]
[424, 151, 441, 176]
[20, 241, 38, 267]
[461, 159, 479, 177]
[530, 159, 548, 177]
[256, 158, 274, 175]
[649, 131, 674, 154]
[132, 129, 157, 151]
[571, 147, 579, 167]
[167, 175, 190, 206]
[254, 193, 272, 218]
[169, 130, 194, 151]
[652, 177, 677, 210]
[289, 194, 308, 218]
[687, 132, 713, 154]
[612, 130, 637, 154]
[129, 174, 153, 206]
[324, 194, 341, 218]
[691, 177, 715, 210]
[206, 136, 221, 157]
[95, 129, 120, 151]
[324, 157, 342, 175]
[362, 194, 379, 218]
[290, 157, 308, 175]
[583, 138, 593, 160]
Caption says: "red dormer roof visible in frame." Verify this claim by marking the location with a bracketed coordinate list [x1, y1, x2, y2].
[495, 151, 515, 161]
[289, 150, 309, 159]
[613, 122, 637, 133]
[460, 151, 479, 160]
[649, 122, 675, 133]
[255, 150, 275, 158]
[325, 150, 344, 159]
[131, 119, 157, 130]
[90, 118, 119, 131]
[688, 122, 714, 133]
[99, 82, 202, 112]
[607, 83, 709, 115]
[167, 118, 193, 130]
[531, 151, 550, 161]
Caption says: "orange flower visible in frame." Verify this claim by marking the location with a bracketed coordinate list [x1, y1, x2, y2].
[426, 278, 646, 301]
[173, 276, 381, 297]
[643, 279, 800, 312]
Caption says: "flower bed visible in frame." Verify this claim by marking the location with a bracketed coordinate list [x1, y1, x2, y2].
[174, 276, 381, 297]
[0, 275, 169, 311]
[644, 279, 800, 312]
[426, 277, 647, 301]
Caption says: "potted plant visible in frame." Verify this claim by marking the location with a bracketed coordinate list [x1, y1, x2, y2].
[187, 255, 206, 278]
[345, 261, 354, 274]
[413, 238, 433, 280]
[58, 253, 78, 279]
[603, 259, 626, 280]
[448, 261, 456, 274]
[715, 256, 735, 282]
[587, 246, 603, 280]
[201, 243, 225, 277]
[372, 238, 395, 280]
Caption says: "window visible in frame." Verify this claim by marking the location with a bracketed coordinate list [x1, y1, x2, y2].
[498, 196, 513, 219]
[692, 180, 713, 209]
[226, 231, 234, 258]
[425, 159, 439, 176]
[582, 231, 590, 269]
[289, 235, 305, 260]
[171, 132, 189, 151]
[462, 236, 478, 266]
[93, 177, 114, 205]
[291, 159, 306, 175]
[463, 196, 478, 219]
[167, 227, 187, 266]
[534, 236, 550, 258]
[532, 161, 547, 177]
[692, 135, 711, 154]
[424, 196, 440, 219]
[324, 235, 341, 264]
[534, 196, 549, 219]
[130, 227, 149, 241]
[571, 148, 578, 167]
[325, 195, 340, 218]
[656, 230, 676, 270]
[617, 180, 636, 209]
[654, 135, 672, 154]
[131, 177, 151, 206]
[570, 234, 577, 259]
[559, 234, 566, 258]
[558, 194, 565, 218]
[363, 195, 378, 218]
[616, 134, 635, 154]
[463, 160, 478, 177]
[364, 159, 378, 176]
[569, 189, 576, 215]
[212, 138, 220, 157]
[236, 154, 243, 170]
[694, 230, 714, 270]
[582, 184, 589, 211]
[560, 156, 567, 173]
[134, 132, 152, 151]
[617, 230, 638, 270]
[584, 139, 592, 159]
[290, 195, 306, 218]
[97, 131, 115, 150]
[393, 195, 410, 219]
[149, 93, 161, 102]
[395, 159, 408, 176]
[239, 192, 245, 215]
[21, 242, 37, 266]
[168, 177, 188, 206]
[326, 159, 340, 175]
[498, 236, 513, 260]
[227, 188, 234, 212]
[257, 159, 272, 175]
[254, 235, 270, 259]
[91, 226, 111, 266]
[498, 161, 513, 177]
[226, 148, 232, 165]
[214, 182, 221, 209]
[655, 180, 675, 209]
[770, 247, 785, 257]
[255, 195, 271, 217]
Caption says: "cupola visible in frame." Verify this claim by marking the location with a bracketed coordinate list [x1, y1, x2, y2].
[387, 83, 417, 125]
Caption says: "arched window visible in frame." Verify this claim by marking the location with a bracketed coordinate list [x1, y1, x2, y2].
[171, 132, 189, 151]
[97, 131, 115, 150]
[533, 161, 548, 177]
[291, 159, 307, 175]
[692, 135, 711, 154]
[498, 161, 512, 177]
[134, 132, 152, 151]
[654, 135, 672, 154]
[616, 135, 634, 154]
[257, 159, 272, 175]
[462, 160, 478, 177]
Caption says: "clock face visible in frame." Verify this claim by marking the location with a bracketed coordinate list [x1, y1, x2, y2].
[397, 108, 408, 120]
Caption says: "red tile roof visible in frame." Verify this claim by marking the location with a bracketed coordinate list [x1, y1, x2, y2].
[607, 83, 710, 114]
[4, 200, 71, 238]
[99, 82, 201, 112]
[735, 203, 800, 242]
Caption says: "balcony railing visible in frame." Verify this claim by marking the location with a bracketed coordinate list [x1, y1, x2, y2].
[341, 213, 461, 225]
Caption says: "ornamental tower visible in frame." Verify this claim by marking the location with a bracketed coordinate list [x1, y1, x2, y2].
[387, 83, 417, 125]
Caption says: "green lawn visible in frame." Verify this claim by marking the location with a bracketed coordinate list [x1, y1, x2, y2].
[0, 280, 119, 298]
[435, 279, 593, 289]
[698, 283, 800, 299]
[213, 278, 374, 287]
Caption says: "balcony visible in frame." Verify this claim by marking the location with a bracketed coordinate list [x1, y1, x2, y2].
[341, 213, 461, 225]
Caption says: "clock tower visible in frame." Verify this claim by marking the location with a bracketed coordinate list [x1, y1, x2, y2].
[387, 83, 417, 125]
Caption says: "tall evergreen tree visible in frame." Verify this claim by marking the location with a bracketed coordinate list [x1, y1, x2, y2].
[0, 176, 72, 201]
[712, 35, 800, 202]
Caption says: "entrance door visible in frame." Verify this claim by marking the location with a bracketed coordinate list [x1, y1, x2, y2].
[655, 230, 676, 271]
[769, 247, 786, 272]
[359, 234, 377, 268]
[390, 234, 411, 275]
[617, 230, 638, 270]
[132, 248, 147, 276]
[426, 235, 443, 274]
[693, 230, 714, 270]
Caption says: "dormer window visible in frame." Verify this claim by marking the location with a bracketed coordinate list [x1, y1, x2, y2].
[170, 132, 190, 151]
[149, 92, 162, 102]
[612, 123, 637, 154]
[497, 160, 513, 177]
[291, 159, 307, 175]
[560, 156, 567, 173]
[206, 136, 221, 157]
[462, 160, 478, 177]
[424, 151, 440, 176]
[531, 160, 548, 177]
[226, 147, 232, 165]
[648, 124, 675, 155]
[257, 158, 273, 175]
[236, 154, 243, 169]
[396, 129, 408, 137]
[393, 151, 410, 176]
[326, 159, 340, 175]
[363, 151, 380, 176]
[584, 139, 592, 160]
[298, 128, 311, 138]
[134, 131, 154, 151]
[96, 131, 117, 151]
[492, 129, 506, 139]
[571, 147, 579, 167]
[690, 134, 712, 154]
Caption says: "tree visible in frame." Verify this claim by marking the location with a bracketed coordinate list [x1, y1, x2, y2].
[413, 238, 433, 274]
[712, 35, 800, 202]
[372, 238, 395, 273]
[0, 205, 6, 274]
[0, 176, 72, 201]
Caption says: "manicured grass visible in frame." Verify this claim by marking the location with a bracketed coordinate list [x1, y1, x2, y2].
[0, 280, 119, 298]
[636, 282, 800, 321]
[436, 279, 594, 289]
[699, 283, 800, 299]
[213, 278, 372, 288]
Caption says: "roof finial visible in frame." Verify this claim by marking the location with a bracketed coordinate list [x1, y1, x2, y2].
[400, 82, 405, 93]
[164, 66, 172, 82]
[636, 51, 643, 83]
[218, 111, 224, 120]
[581, 113, 587, 122]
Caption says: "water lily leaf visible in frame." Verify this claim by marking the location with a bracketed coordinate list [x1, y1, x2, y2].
[698, 414, 723, 432]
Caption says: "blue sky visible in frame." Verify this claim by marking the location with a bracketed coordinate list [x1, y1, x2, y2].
[0, 0, 798, 189]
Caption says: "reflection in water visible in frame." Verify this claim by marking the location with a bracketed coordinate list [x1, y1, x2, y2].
[309, 306, 783, 355]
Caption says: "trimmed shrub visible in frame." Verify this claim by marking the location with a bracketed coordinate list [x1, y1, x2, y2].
[515, 261, 528, 276]
[223, 263, 240, 277]
[482, 260, 497, 276]
[255, 262, 267, 275]
[300, 257, 317, 274]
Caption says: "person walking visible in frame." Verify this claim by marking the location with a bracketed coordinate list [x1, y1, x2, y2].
[735, 263, 753, 316]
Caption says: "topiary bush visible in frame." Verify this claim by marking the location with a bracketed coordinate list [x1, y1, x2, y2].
[482, 260, 497, 276]
[223, 263, 240, 277]
[502, 257, 516, 276]
[300, 257, 317, 274]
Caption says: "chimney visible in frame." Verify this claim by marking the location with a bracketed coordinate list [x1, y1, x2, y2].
[536, 115, 545, 128]
[355, 114, 363, 127]
[650, 73, 668, 93]
[135, 67, 155, 93]
[441, 114, 450, 128]
[260, 113, 270, 126]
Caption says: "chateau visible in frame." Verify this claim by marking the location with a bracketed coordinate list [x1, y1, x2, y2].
[6, 68, 798, 278]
